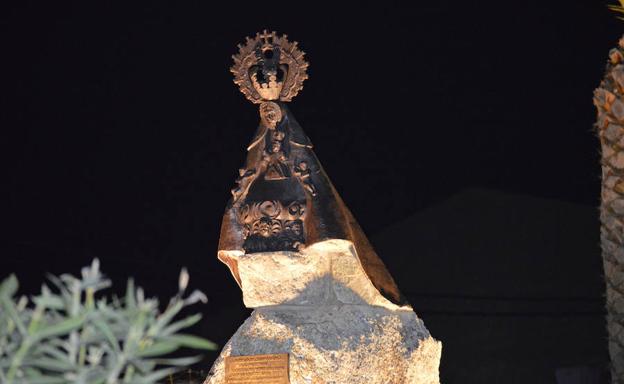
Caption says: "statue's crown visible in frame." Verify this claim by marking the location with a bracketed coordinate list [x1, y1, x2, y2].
[231, 31, 308, 104]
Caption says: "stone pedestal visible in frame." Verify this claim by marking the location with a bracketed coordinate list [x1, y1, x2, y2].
[205, 305, 440, 384]
[204, 240, 441, 384]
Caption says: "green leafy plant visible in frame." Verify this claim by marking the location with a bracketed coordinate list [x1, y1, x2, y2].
[0, 260, 216, 384]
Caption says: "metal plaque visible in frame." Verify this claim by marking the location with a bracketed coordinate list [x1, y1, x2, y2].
[224, 353, 289, 384]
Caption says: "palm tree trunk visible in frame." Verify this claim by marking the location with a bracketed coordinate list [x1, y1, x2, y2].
[594, 37, 624, 384]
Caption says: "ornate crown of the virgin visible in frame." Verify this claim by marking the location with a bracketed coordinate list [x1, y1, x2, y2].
[231, 30, 309, 104]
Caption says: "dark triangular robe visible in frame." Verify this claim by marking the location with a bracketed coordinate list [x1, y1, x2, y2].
[218, 104, 406, 305]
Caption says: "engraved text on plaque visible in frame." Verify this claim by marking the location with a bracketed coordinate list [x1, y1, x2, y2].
[224, 353, 289, 384]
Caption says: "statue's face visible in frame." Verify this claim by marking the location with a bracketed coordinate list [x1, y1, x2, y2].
[260, 102, 282, 128]
[271, 141, 282, 153]
[258, 221, 271, 237]
[291, 222, 302, 236]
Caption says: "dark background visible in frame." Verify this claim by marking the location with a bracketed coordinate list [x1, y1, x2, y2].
[1, 1, 618, 383]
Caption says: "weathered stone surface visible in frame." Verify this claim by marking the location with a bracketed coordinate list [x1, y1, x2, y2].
[210, 240, 441, 384]
[204, 305, 441, 384]
[223, 240, 400, 310]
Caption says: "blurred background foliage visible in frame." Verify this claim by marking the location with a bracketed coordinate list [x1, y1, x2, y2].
[0, 260, 216, 384]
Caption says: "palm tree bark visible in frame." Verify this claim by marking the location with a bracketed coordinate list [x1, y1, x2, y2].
[594, 37, 624, 384]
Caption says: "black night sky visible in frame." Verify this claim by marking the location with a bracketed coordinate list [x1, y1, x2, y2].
[1, 1, 618, 383]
